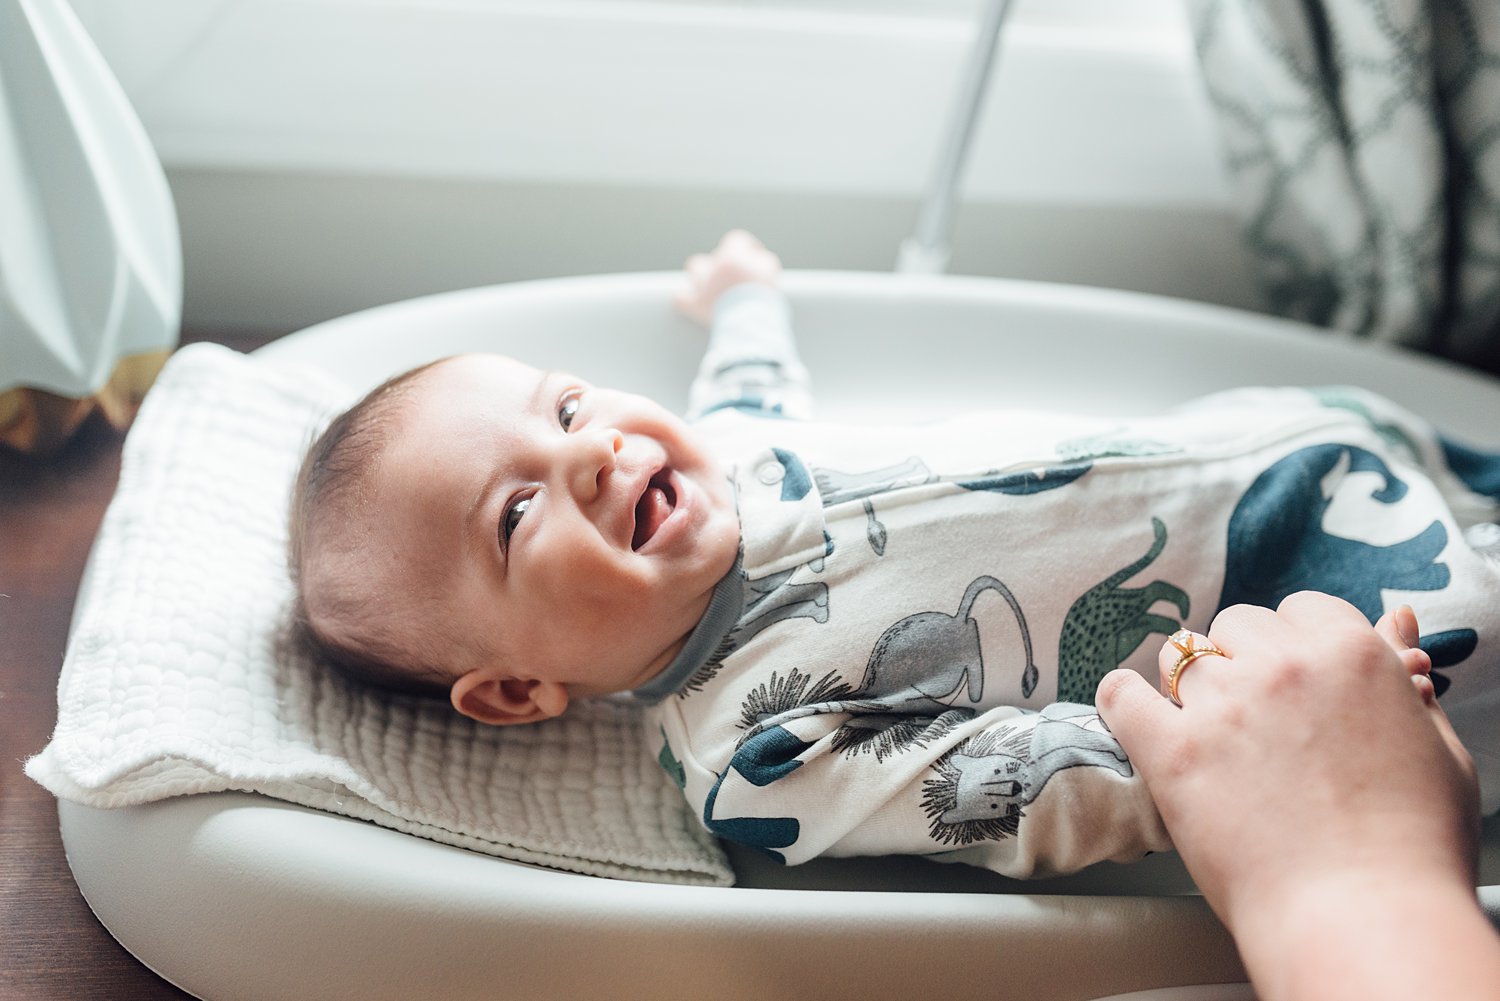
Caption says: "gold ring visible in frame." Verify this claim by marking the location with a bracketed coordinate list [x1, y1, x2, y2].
[1167, 628, 1227, 707]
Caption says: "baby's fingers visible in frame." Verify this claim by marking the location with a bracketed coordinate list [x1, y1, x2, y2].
[675, 254, 717, 323]
[684, 253, 713, 282]
[716, 229, 762, 252]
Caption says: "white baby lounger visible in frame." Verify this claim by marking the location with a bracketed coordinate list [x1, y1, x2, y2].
[53, 272, 1500, 1001]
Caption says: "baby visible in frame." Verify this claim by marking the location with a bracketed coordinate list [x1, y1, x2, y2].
[291, 231, 1500, 877]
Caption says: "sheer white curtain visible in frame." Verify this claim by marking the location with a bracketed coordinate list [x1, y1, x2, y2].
[0, 0, 180, 454]
[1187, 0, 1500, 375]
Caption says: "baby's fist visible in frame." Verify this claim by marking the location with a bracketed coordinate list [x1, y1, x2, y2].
[676, 230, 782, 325]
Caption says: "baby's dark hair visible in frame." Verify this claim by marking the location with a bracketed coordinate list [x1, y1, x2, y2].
[287, 359, 455, 700]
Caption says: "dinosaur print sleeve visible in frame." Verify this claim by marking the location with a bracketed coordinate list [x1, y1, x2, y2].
[687, 284, 812, 421]
[656, 696, 1170, 878]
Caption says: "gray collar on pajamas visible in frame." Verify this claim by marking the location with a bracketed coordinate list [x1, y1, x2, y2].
[624, 553, 745, 705]
[622, 445, 835, 705]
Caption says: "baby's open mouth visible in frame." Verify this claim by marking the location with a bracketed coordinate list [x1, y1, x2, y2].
[632, 469, 677, 550]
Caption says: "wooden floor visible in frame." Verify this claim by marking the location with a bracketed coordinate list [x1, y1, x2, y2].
[2, 330, 278, 1000]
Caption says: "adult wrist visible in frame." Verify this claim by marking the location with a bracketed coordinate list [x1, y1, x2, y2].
[1232, 871, 1495, 1001]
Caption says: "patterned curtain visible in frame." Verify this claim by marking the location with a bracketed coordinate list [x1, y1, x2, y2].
[1187, 0, 1500, 375]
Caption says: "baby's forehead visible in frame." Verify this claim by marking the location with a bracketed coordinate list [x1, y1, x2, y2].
[389, 355, 545, 427]
[418, 352, 541, 388]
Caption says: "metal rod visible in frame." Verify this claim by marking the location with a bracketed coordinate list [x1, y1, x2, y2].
[897, 0, 1013, 275]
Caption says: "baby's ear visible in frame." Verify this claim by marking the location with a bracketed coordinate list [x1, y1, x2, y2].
[450, 672, 570, 726]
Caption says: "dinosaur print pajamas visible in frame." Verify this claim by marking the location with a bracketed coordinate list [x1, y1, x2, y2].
[633, 285, 1500, 878]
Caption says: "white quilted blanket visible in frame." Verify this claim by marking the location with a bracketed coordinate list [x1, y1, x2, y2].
[26, 343, 734, 886]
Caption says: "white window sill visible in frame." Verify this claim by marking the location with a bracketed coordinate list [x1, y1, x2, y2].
[70, 0, 1226, 209]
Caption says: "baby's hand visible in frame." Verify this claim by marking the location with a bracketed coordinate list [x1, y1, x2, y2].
[675, 230, 782, 326]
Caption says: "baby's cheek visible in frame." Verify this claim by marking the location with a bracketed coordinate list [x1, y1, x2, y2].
[550, 540, 633, 601]
[564, 571, 645, 642]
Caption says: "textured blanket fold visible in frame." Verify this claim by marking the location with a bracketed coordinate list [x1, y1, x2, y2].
[26, 343, 734, 887]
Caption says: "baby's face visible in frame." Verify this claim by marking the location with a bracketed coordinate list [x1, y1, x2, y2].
[369, 354, 740, 698]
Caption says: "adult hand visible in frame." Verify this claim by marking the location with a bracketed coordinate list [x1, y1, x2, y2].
[1096, 592, 1493, 1001]
[674, 230, 782, 326]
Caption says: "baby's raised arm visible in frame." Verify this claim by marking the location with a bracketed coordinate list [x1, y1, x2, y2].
[678, 231, 811, 422]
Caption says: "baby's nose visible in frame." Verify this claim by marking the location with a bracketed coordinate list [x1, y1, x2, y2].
[568, 427, 623, 498]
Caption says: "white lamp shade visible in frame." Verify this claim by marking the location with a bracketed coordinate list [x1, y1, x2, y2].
[0, 0, 180, 400]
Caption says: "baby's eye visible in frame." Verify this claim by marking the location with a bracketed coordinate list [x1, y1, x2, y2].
[558, 391, 582, 431]
[501, 496, 531, 544]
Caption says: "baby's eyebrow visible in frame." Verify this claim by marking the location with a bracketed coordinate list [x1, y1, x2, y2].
[531, 369, 558, 414]
[467, 465, 507, 569]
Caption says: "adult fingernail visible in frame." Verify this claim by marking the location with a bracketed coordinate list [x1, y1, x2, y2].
[1396, 605, 1419, 648]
